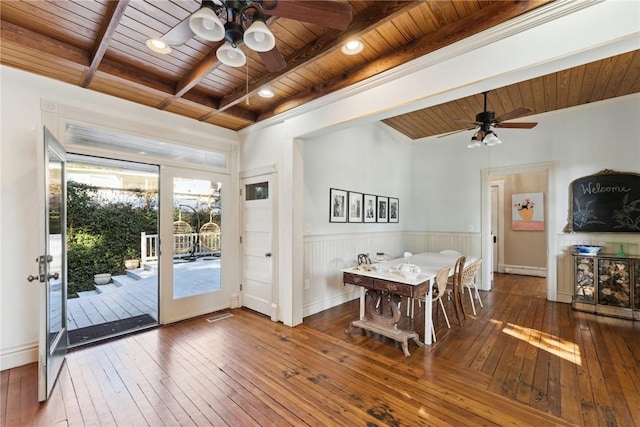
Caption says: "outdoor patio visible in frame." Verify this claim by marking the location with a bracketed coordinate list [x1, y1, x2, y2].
[66, 257, 221, 333]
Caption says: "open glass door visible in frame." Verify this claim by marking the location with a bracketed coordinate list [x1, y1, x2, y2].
[159, 166, 231, 322]
[32, 127, 68, 401]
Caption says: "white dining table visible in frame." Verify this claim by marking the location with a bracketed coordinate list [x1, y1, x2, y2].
[342, 251, 473, 347]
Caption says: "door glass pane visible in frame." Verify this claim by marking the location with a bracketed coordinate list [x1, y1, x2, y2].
[245, 182, 269, 200]
[48, 149, 64, 350]
[173, 177, 222, 299]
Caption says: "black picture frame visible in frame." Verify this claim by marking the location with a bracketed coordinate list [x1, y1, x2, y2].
[329, 188, 347, 222]
[348, 191, 363, 223]
[389, 197, 399, 223]
[363, 194, 377, 223]
[377, 196, 388, 223]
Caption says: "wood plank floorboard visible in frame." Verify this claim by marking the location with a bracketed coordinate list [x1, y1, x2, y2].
[2, 273, 639, 426]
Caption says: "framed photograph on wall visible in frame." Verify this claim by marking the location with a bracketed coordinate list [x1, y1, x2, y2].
[389, 197, 399, 223]
[348, 191, 363, 223]
[377, 196, 389, 223]
[329, 188, 347, 222]
[363, 194, 376, 223]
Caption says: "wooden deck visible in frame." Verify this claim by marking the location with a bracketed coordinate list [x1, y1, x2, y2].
[66, 258, 220, 330]
[2, 274, 639, 426]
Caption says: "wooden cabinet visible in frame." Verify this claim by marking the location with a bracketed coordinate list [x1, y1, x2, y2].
[573, 254, 640, 320]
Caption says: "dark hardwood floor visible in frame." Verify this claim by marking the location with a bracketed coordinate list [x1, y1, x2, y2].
[2, 273, 638, 426]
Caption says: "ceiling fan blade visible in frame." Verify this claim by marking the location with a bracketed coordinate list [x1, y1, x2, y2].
[494, 107, 532, 123]
[263, 1, 353, 30]
[259, 47, 287, 72]
[496, 122, 538, 129]
[162, 16, 195, 46]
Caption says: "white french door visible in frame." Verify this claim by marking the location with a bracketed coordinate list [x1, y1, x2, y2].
[33, 127, 68, 401]
[159, 166, 231, 323]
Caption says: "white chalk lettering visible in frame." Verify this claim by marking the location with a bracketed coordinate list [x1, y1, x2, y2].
[580, 181, 631, 195]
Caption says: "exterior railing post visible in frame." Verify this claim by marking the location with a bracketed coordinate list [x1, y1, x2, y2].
[141, 232, 147, 263]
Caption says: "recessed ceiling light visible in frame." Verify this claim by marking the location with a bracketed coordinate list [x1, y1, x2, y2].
[145, 38, 172, 54]
[341, 39, 364, 55]
[258, 88, 275, 98]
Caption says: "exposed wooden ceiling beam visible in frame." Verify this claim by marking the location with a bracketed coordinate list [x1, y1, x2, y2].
[215, 1, 423, 113]
[0, 20, 89, 66]
[80, 0, 130, 88]
[257, 0, 552, 121]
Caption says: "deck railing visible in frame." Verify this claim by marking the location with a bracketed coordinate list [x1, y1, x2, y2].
[141, 232, 221, 263]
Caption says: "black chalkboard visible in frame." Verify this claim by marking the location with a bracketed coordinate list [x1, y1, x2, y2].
[566, 170, 640, 232]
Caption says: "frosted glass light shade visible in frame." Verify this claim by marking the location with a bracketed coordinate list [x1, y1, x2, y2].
[216, 42, 247, 67]
[244, 21, 275, 52]
[483, 132, 502, 146]
[189, 7, 225, 41]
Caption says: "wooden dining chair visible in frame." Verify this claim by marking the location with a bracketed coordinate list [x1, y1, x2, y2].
[460, 258, 483, 315]
[450, 255, 467, 326]
[420, 265, 452, 342]
[441, 250, 462, 291]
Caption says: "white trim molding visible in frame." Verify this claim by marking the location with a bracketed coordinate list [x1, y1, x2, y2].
[0, 342, 38, 371]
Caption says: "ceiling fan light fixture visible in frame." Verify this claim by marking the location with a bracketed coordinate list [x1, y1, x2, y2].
[217, 41, 247, 67]
[483, 131, 502, 146]
[190, 5, 225, 41]
[467, 132, 482, 148]
[244, 20, 276, 52]
[145, 38, 172, 54]
[341, 39, 364, 55]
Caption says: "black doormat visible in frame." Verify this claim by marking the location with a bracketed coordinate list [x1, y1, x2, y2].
[69, 314, 157, 345]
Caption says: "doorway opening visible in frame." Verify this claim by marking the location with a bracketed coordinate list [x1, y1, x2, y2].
[482, 162, 556, 300]
[65, 155, 159, 346]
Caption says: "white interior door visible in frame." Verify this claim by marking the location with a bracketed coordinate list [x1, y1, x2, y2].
[241, 174, 275, 318]
[33, 127, 68, 401]
[491, 185, 499, 273]
[159, 166, 231, 323]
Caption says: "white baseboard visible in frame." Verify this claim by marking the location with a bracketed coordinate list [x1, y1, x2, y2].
[303, 289, 359, 318]
[0, 342, 37, 371]
[501, 264, 547, 277]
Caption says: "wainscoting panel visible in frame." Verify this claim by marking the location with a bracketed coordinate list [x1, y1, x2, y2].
[303, 231, 481, 317]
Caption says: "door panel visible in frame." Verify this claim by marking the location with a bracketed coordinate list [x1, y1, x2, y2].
[159, 167, 230, 323]
[241, 175, 275, 317]
[37, 127, 68, 401]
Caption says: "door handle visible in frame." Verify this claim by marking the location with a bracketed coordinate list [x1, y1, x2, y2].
[265, 252, 272, 258]
[27, 272, 58, 283]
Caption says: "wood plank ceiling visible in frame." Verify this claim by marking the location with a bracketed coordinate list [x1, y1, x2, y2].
[1, 1, 638, 139]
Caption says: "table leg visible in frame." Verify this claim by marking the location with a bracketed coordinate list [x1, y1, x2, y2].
[359, 287, 366, 320]
[424, 280, 433, 345]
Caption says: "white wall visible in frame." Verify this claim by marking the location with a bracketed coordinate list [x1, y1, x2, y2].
[0, 66, 238, 370]
[412, 95, 640, 233]
[304, 124, 411, 236]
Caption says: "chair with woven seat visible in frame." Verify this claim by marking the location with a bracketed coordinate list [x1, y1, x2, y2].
[459, 258, 483, 316]
[415, 265, 452, 342]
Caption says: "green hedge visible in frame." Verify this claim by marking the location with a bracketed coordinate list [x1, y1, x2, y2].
[67, 182, 158, 298]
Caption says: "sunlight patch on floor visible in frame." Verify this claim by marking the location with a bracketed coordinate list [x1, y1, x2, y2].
[502, 323, 582, 365]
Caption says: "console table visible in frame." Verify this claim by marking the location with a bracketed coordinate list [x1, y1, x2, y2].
[573, 253, 640, 320]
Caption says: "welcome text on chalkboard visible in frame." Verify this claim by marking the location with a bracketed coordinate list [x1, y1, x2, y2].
[565, 170, 640, 233]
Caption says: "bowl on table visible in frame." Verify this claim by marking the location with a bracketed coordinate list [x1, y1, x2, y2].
[573, 245, 603, 255]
